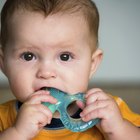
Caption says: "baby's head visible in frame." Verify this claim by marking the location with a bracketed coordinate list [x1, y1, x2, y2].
[1, 0, 99, 51]
[0, 0, 102, 102]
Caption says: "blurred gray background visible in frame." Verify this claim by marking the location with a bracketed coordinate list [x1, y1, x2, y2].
[0, 0, 140, 113]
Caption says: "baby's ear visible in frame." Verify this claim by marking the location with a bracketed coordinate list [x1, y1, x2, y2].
[89, 48, 103, 78]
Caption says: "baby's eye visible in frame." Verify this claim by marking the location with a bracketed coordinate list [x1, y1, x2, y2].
[21, 52, 36, 61]
[59, 53, 73, 61]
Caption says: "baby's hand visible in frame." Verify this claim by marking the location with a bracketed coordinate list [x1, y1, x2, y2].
[80, 88, 125, 134]
[13, 90, 57, 140]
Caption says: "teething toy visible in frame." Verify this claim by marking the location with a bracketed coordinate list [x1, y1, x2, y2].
[42, 88, 100, 132]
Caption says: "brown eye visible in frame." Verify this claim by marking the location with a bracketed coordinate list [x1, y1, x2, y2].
[60, 52, 74, 61]
[21, 52, 36, 61]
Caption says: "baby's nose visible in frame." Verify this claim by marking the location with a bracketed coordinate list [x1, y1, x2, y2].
[36, 61, 57, 79]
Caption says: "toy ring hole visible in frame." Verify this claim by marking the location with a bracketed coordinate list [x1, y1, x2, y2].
[67, 100, 84, 119]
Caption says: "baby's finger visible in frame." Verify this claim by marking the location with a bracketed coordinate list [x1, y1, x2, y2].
[26, 92, 57, 105]
[27, 90, 50, 100]
[80, 100, 107, 116]
[81, 107, 105, 122]
[81, 97, 119, 122]
[86, 88, 103, 97]
[86, 90, 111, 105]
[37, 104, 53, 124]
[31, 108, 52, 129]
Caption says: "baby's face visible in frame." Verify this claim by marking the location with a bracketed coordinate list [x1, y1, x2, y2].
[1, 11, 100, 102]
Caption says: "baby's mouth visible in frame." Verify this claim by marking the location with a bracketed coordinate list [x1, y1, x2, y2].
[35, 87, 50, 92]
[40, 87, 48, 91]
[39, 87, 58, 92]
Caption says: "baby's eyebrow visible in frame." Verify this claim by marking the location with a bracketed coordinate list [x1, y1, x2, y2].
[11, 41, 79, 54]
[12, 44, 39, 52]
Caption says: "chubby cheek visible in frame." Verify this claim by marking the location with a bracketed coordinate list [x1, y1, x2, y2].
[66, 68, 90, 94]
[10, 83, 27, 102]
[4, 66, 33, 102]
[3, 57, 35, 100]
[8, 75, 32, 102]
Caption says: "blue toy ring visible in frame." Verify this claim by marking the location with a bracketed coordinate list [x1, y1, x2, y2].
[42, 88, 100, 132]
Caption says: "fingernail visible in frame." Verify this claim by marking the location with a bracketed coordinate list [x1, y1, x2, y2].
[80, 112, 84, 117]
[82, 117, 85, 120]
[82, 117, 86, 121]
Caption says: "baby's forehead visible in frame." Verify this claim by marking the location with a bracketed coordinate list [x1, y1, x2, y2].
[1, 1, 99, 53]
[8, 10, 95, 49]
[10, 11, 95, 53]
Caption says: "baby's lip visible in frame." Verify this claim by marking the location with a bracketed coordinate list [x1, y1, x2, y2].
[35, 86, 60, 92]
[35, 86, 49, 92]
[40, 87, 48, 90]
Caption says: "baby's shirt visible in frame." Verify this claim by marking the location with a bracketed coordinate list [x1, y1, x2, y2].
[0, 96, 140, 140]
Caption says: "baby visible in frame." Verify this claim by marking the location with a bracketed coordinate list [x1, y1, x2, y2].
[0, 0, 140, 140]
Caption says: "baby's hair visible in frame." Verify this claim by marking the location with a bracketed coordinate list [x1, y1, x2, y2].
[0, 0, 99, 50]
